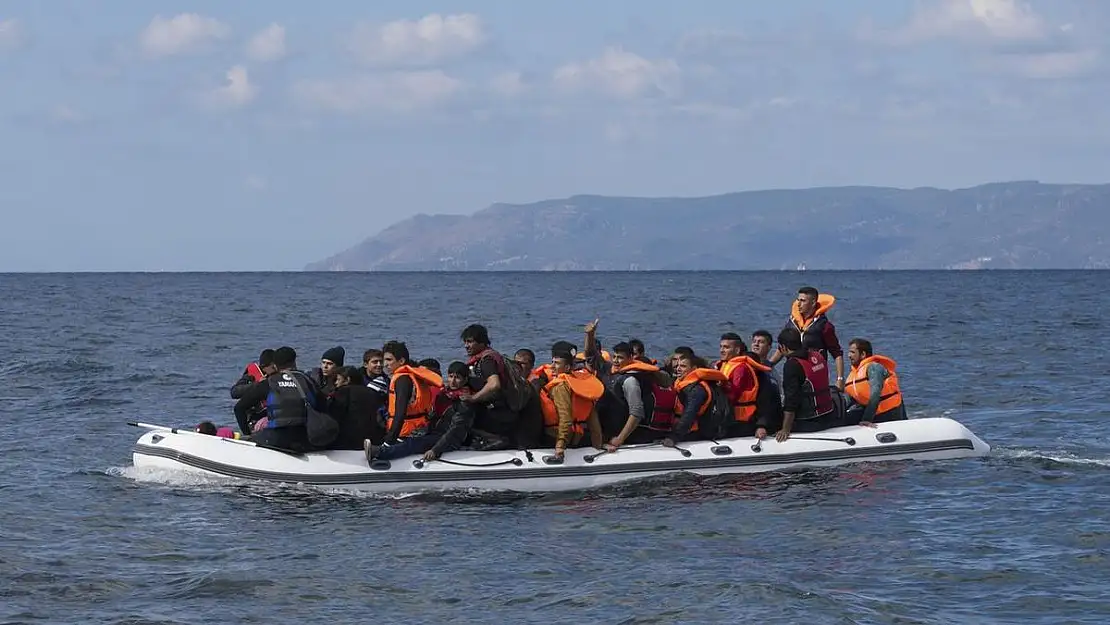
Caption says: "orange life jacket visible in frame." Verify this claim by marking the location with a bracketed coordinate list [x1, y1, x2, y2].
[790, 293, 836, 332]
[719, 356, 772, 423]
[386, 364, 444, 437]
[673, 368, 729, 432]
[844, 355, 903, 415]
[539, 370, 604, 436]
[529, 363, 554, 385]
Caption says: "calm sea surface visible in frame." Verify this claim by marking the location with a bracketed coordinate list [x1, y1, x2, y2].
[1, 271, 1107, 624]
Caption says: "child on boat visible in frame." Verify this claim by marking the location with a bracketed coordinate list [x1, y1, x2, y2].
[196, 421, 242, 439]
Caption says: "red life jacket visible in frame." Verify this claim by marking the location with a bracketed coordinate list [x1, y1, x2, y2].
[246, 362, 265, 382]
[791, 350, 835, 418]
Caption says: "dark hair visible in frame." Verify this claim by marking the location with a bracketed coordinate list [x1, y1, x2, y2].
[720, 332, 747, 353]
[461, 324, 490, 345]
[673, 346, 695, 358]
[418, 358, 441, 375]
[339, 366, 362, 381]
[612, 341, 632, 357]
[514, 348, 535, 363]
[628, 339, 645, 354]
[551, 340, 577, 357]
[777, 328, 802, 351]
[552, 348, 575, 362]
[752, 329, 772, 342]
[382, 340, 410, 362]
[195, 421, 217, 435]
[273, 346, 297, 368]
[363, 348, 382, 362]
[798, 286, 819, 299]
[447, 361, 470, 377]
[258, 349, 275, 367]
[849, 338, 874, 356]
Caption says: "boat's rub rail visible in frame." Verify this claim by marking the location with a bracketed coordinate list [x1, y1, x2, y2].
[133, 436, 976, 487]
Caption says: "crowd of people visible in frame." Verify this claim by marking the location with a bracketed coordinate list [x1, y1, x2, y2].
[206, 286, 907, 463]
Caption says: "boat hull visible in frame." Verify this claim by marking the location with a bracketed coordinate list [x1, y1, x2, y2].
[131, 417, 989, 494]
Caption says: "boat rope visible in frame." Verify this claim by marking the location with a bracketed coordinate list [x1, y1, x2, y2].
[413, 456, 526, 469]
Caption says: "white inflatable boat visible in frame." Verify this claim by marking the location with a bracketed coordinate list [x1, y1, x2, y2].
[129, 417, 990, 494]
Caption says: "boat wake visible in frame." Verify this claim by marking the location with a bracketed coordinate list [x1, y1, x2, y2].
[991, 447, 1110, 469]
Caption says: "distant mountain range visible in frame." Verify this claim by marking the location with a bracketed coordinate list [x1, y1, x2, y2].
[305, 181, 1110, 271]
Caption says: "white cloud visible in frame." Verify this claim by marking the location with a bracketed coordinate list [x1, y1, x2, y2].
[246, 23, 286, 62]
[347, 13, 486, 67]
[0, 18, 24, 51]
[553, 47, 681, 99]
[901, 0, 1051, 43]
[292, 70, 463, 114]
[204, 65, 258, 109]
[139, 13, 230, 58]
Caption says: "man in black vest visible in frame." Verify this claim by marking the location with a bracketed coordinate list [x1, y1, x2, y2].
[234, 346, 322, 452]
[775, 328, 838, 442]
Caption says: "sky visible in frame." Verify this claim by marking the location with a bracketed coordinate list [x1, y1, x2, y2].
[1, 0, 1107, 271]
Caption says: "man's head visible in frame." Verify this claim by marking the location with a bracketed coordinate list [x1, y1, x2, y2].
[321, 346, 345, 378]
[273, 346, 297, 370]
[446, 361, 470, 390]
[336, 366, 360, 388]
[796, 286, 820, 318]
[612, 341, 633, 368]
[777, 328, 803, 352]
[719, 332, 746, 362]
[363, 349, 383, 376]
[670, 345, 695, 371]
[461, 324, 490, 357]
[418, 358, 442, 377]
[673, 353, 695, 378]
[514, 349, 536, 374]
[750, 330, 773, 360]
[258, 349, 277, 375]
[551, 346, 575, 375]
[629, 339, 646, 358]
[382, 341, 410, 375]
[848, 338, 873, 368]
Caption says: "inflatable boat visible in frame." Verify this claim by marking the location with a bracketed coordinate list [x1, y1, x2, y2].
[128, 417, 990, 494]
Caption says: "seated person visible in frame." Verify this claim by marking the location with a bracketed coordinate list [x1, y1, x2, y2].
[539, 346, 606, 459]
[843, 338, 907, 426]
[327, 366, 385, 450]
[775, 328, 839, 442]
[664, 352, 730, 446]
[366, 361, 476, 462]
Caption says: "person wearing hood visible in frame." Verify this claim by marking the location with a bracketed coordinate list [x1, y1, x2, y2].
[309, 346, 345, 395]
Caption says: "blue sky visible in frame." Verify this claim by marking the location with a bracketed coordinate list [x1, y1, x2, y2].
[1, 0, 1107, 271]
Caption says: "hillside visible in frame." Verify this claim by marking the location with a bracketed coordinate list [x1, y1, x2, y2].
[305, 181, 1110, 270]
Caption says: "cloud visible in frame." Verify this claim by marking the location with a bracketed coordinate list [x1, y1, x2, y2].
[139, 13, 230, 58]
[246, 23, 286, 62]
[899, 0, 1053, 44]
[204, 65, 258, 109]
[347, 13, 486, 67]
[245, 175, 267, 191]
[864, 0, 1101, 79]
[553, 47, 681, 99]
[0, 18, 24, 51]
[292, 70, 463, 114]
